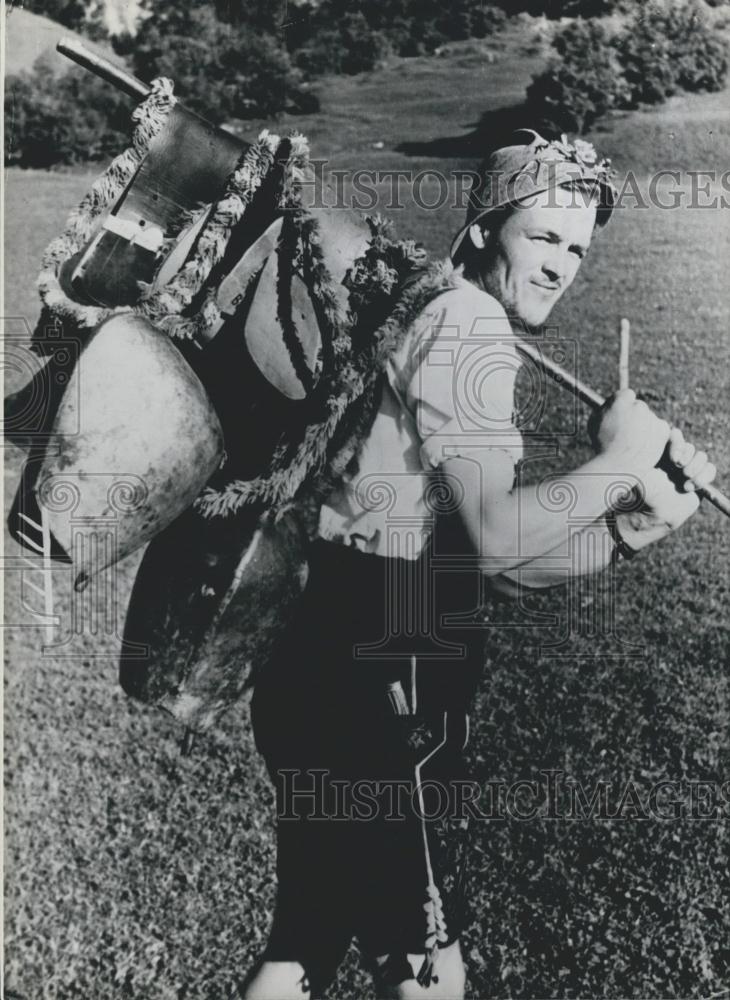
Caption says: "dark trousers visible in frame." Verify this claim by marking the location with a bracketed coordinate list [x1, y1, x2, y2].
[251, 539, 484, 993]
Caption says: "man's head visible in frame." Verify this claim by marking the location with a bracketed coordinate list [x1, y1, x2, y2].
[451, 130, 616, 327]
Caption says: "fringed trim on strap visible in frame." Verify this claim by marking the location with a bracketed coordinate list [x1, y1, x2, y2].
[36, 78, 178, 335]
[417, 882, 449, 987]
[33, 84, 296, 338]
[140, 129, 283, 339]
[35, 96, 456, 528]
[194, 252, 459, 519]
[33, 111, 302, 349]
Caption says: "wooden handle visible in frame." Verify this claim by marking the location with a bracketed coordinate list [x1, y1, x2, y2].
[516, 338, 605, 408]
[57, 38, 151, 100]
[619, 318, 630, 391]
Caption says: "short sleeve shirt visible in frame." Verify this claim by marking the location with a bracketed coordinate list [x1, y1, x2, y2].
[317, 270, 524, 558]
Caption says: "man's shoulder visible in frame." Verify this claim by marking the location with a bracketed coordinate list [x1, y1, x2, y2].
[419, 267, 508, 328]
[409, 267, 511, 348]
[390, 264, 516, 390]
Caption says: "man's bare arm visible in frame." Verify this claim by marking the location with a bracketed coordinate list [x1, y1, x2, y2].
[442, 450, 629, 580]
[443, 399, 717, 589]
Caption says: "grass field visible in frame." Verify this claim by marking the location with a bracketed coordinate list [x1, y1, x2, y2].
[4, 17, 730, 1000]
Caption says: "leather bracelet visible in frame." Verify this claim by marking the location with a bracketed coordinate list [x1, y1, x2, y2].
[606, 511, 639, 562]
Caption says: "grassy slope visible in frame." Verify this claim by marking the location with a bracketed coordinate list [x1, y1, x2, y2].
[3, 8, 117, 78]
[4, 17, 730, 1000]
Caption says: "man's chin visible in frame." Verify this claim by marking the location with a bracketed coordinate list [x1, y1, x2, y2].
[496, 290, 556, 330]
[514, 304, 554, 330]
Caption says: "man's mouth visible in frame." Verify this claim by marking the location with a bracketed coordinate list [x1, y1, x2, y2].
[530, 280, 560, 292]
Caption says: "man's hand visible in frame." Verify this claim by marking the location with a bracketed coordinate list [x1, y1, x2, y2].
[664, 426, 716, 494]
[592, 389, 671, 473]
[614, 428, 717, 552]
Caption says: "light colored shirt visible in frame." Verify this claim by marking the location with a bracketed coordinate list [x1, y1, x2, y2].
[317, 270, 524, 558]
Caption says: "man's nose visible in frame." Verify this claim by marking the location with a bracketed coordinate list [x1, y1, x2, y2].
[541, 251, 566, 285]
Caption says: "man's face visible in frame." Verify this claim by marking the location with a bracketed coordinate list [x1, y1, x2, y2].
[474, 186, 597, 327]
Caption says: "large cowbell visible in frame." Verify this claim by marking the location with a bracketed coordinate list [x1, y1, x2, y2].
[6, 197, 368, 592]
[113, 206, 371, 731]
[5, 41, 375, 734]
[9, 316, 224, 591]
[119, 504, 311, 734]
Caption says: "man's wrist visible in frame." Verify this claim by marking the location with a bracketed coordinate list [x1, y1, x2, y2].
[606, 510, 640, 562]
[591, 451, 648, 484]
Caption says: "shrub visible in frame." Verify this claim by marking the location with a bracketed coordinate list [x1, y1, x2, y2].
[293, 29, 344, 77]
[399, 17, 448, 56]
[293, 14, 393, 76]
[4, 55, 132, 168]
[128, 7, 317, 123]
[526, 20, 630, 132]
[617, 3, 729, 104]
[7, 2, 320, 167]
[674, 29, 729, 92]
[471, 4, 508, 37]
[493, 0, 625, 14]
[526, 3, 729, 134]
[403, 2, 506, 53]
[288, 0, 506, 65]
[615, 13, 678, 105]
[21, 0, 108, 38]
[660, 5, 729, 93]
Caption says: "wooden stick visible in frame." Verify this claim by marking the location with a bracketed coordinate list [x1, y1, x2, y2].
[515, 339, 730, 519]
[619, 318, 630, 390]
[57, 38, 151, 101]
[515, 339, 605, 408]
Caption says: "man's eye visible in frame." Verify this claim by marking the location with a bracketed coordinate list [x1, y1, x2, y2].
[570, 247, 587, 260]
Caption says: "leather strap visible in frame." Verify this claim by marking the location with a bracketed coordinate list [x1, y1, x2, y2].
[202, 216, 284, 343]
[606, 510, 639, 561]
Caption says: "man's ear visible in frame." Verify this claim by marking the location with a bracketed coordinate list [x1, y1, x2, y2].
[468, 223, 486, 250]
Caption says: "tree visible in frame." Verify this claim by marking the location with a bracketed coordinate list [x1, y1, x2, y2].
[21, 0, 108, 38]
[526, 20, 630, 132]
[118, 1, 318, 123]
[525, 2, 728, 134]
[5, 53, 131, 167]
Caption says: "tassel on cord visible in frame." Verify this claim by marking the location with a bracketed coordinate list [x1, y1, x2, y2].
[414, 712, 450, 989]
[387, 680, 410, 716]
[416, 883, 449, 987]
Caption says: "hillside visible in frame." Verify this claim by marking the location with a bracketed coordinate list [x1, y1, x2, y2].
[3, 7, 117, 77]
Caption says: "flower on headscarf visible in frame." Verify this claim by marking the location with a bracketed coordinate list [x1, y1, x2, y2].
[534, 133, 613, 184]
[572, 138, 598, 167]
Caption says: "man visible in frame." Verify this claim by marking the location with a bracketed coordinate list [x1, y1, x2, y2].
[244, 130, 716, 999]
